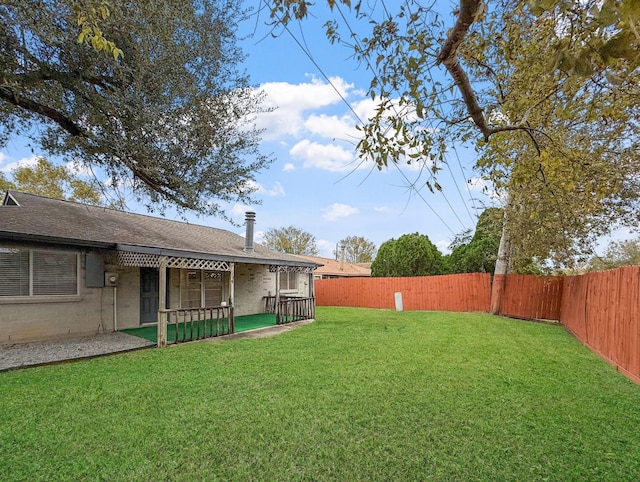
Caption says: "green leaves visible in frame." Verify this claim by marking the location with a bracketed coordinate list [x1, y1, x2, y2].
[447, 208, 503, 274]
[74, 1, 123, 60]
[371, 233, 444, 277]
[337, 235, 377, 263]
[6, 157, 103, 205]
[265, 0, 640, 269]
[262, 226, 319, 256]
[532, 0, 640, 77]
[3, 1, 271, 219]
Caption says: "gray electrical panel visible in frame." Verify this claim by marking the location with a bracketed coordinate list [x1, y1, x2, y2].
[85, 253, 105, 287]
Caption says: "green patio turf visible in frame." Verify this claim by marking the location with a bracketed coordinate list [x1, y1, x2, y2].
[122, 313, 276, 343]
[234, 313, 277, 332]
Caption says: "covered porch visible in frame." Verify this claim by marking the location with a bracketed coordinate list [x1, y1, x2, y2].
[116, 248, 316, 347]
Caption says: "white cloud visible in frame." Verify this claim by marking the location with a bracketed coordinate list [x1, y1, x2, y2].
[317, 239, 337, 258]
[468, 177, 504, 202]
[304, 113, 359, 140]
[1, 155, 38, 173]
[374, 205, 393, 213]
[246, 180, 285, 197]
[65, 160, 93, 177]
[290, 140, 359, 172]
[351, 97, 379, 122]
[254, 230, 266, 244]
[435, 239, 451, 255]
[323, 203, 359, 221]
[231, 203, 252, 218]
[467, 177, 488, 192]
[254, 76, 355, 140]
[282, 163, 295, 172]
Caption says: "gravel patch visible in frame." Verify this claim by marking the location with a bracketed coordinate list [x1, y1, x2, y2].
[0, 332, 154, 371]
[0, 320, 313, 371]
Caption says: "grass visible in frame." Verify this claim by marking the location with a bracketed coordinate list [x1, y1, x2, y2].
[1, 307, 639, 481]
[122, 313, 276, 343]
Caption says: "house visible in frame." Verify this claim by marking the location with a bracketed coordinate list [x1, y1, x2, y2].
[0, 191, 319, 344]
[296, 255, 372, 279]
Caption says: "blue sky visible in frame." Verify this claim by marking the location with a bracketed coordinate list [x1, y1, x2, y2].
[232, 0, 495, 256]
[0, 1, 496, 258]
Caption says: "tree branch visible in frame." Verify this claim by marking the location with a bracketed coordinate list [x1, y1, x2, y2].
[0, 85, 86, 136]
[437, 0, 493, 140]
[436, 0, 561, 143]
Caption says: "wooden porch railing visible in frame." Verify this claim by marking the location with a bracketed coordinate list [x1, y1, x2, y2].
[274, 296, 315, 325]
[157, 305, 234, 347]
[264, 295, 299, 313]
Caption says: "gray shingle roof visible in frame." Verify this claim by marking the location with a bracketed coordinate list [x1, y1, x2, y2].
[0, 191, 317, 267]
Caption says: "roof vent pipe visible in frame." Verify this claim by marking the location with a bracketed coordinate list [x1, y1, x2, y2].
[244, 212, 256, 253]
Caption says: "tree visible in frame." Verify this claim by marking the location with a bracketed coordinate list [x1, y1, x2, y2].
[3, 157, 103, 205]
[0, 171, 13, 193]
[470, 6, 640, 271]
[447, 208, 503, 274]
[267, 0, 640, 315]
[532, 0, 640, 80]
[1, 1, 270, 219]
[262, 226, 319, 256]
[335, 236, 376, 263]
[589, 238, 640, 271]
[266, 1, 640, 266]
[371, 233, 443, 277]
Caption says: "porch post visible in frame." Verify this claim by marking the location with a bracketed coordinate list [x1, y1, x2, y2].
[229, 262, 235, 333]
[275, 266, 281, 324]
[157, 256, 168, 347]
[309, 271, 315, 319]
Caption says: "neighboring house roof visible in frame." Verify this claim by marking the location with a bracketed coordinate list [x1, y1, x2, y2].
[296, 255, 371, 277]
[0, 191, 317, 268]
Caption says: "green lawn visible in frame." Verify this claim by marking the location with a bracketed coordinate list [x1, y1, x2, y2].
[1, 307, 639, 480]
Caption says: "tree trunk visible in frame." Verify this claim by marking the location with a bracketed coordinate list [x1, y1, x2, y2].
[490, 214, 511, 315]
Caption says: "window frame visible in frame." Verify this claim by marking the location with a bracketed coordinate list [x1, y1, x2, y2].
[0, 246, 80, 300]
[179, 269, 224, 308]
[279, 271, 299, 292]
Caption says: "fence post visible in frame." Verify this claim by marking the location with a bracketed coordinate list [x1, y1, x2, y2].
[394, 292, 403, 311]
[157, 309, 167, 348]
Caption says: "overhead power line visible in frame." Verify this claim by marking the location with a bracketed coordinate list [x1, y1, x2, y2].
[264, 1, 469, 236]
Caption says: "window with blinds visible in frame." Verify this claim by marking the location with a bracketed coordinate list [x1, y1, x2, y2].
[179, 270, 224, 308]
[279, 271, 298, 291]
[0, 247, 78, 297]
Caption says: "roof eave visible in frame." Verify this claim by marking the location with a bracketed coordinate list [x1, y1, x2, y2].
[0, 231, 115, 249]
[116, 244, 319, 268]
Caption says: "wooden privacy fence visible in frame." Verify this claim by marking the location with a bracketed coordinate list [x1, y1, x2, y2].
[315, 273, 491, 312]
[501, 275, 563, 320]
[561, 266, 640, 384]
